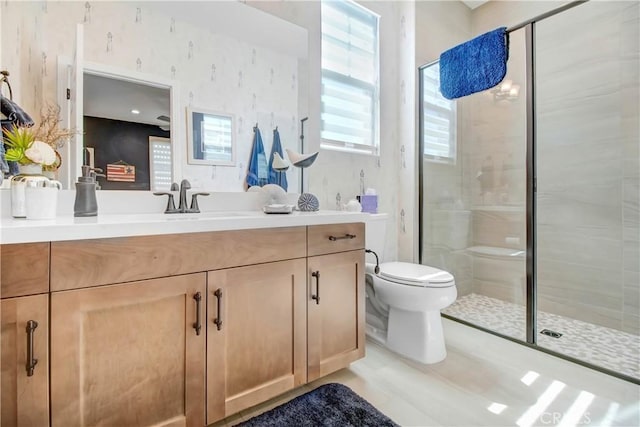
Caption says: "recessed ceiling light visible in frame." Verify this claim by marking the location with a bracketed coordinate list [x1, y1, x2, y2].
[131, 109, 140, 115]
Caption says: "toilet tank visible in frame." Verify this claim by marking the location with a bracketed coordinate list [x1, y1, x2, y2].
[365, 213, 388, 263]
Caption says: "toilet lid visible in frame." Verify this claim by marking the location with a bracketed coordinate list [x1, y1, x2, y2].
[378, 262, 454, 288]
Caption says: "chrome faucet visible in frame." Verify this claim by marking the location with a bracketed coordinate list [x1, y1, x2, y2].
[154, 179, 209, 214]
[178, 179, 191, 213]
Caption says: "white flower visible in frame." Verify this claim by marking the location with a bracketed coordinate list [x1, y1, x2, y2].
[25, 140, 57, 166]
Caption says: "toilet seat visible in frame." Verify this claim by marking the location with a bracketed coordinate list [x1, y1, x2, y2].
[378, 262, 454, 288]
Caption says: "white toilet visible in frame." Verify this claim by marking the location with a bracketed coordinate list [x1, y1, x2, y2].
[365, 214, 457, 364]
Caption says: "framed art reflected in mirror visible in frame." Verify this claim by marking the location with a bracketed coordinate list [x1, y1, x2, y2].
[187, 108, 235, 166]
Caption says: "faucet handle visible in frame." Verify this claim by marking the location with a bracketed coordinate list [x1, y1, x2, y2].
[153, 192, 178, 213]
[170, 182, 179, 191]
[188, 192, 210, 213]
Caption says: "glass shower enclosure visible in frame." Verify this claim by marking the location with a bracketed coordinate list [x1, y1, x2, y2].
[419, 0, 639, 382]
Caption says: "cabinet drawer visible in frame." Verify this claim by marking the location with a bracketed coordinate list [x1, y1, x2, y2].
[307, 223, 365, 257]
[50, 227, 306, 291]
[1, 243, 49, 298]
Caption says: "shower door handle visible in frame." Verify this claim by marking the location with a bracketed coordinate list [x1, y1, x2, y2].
[311, 271, 320, 305]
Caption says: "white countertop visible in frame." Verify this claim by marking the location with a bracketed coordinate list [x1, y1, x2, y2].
[0, 210, 370, 244]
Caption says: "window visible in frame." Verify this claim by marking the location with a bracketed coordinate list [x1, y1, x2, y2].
[321, 0, 379, 155]
[149, 137, 172, 191]
[420, 62, 457, 163]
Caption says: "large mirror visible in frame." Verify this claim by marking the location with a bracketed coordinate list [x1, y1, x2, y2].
[0, 1, 307, 192]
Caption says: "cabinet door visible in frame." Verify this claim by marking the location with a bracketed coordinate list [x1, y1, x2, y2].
[50, 274, 206, 427]
[1, 294, 49, 427]
[207, 259, 307, 425]
[307, 250, 365, 382]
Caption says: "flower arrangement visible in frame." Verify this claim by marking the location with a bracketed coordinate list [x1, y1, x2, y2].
[33, 103, 75, 172]
[3, 103, 74, 171]
[3, 126, 57, 166]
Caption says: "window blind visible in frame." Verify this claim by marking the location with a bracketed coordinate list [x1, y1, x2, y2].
[321, 0, 379, 155]
[422, 62, 457, 163]
[149, 139, 172, 191]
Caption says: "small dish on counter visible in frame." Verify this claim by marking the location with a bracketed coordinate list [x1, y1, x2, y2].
[263, 204, 294, 214]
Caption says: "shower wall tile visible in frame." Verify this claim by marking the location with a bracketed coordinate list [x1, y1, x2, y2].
[532, 0, 638, 332]
[623, 222, 639, 334]
[538, 296, 623, 331]
[537, 227, 623, 273]
[471, 210, 525, 249]
[473, 279, 525, 306]
[624, 275, 639, 312]
[537, 259, 623, 311]
[451, 251, 473, 297]
[622, 315, 640, 335]
[622, 177, 640, 227]
[536, 189, 623, 241]
[624, 227, 640, 273]
[471, 257, 525, 305]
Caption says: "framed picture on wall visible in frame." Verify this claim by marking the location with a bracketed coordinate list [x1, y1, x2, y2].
[186, 107, 236, 166]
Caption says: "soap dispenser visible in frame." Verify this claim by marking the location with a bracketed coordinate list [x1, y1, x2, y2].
[74, 164, 98, 217]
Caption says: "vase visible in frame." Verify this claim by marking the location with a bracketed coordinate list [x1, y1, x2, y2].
[11, 164, 49, 218]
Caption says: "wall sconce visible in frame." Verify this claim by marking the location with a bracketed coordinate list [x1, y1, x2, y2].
[492, 79, 520, 101]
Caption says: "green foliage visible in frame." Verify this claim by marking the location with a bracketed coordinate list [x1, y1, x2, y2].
[3, 127, 34, 165]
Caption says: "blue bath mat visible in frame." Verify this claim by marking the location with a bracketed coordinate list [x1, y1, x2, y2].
[439, 27, 509, 99]
[234, 383, 399, 427]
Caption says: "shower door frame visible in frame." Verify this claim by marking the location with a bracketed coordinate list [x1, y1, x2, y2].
[418, 0, 639, 384]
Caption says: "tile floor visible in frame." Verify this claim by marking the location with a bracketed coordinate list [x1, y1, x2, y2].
[443, 293, 640, 379]
[211, 318, 640, 427]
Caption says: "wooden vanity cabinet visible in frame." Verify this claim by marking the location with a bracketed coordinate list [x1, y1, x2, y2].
[50, 273, 206, 427]
[1, 223, 366, 426]
[0, 242, 49, 298]
[206, 259, 307, 425]
[1, 294, 49, 427]
[306, 223, 366, 382]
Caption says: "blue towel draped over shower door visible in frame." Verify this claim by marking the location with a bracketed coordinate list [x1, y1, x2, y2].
[246, 125, 268, 188]
[268, 127, 288, 191]
[439, 27, 509, 100]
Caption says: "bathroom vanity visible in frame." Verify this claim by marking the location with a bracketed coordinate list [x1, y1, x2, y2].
[0, 212, 367, 427]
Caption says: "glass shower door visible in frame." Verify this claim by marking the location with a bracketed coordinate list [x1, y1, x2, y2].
[420, 29, 529, 341]
[535, 1, 639, 380]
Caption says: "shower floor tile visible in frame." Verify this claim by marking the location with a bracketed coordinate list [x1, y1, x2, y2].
[443, 293, 640, 379]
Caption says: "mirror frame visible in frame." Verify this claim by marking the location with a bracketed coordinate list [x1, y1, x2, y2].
[186, 107, 236, 166]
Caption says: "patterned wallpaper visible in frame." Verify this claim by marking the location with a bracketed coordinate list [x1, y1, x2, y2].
[1, 0, 301, 192]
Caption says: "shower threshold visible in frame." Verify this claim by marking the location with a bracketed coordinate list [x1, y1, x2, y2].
[443, 293, 640, 380]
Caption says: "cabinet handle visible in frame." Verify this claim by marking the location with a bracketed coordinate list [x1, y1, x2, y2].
[26, 320, 38, 377]
[213, 289, 223, 331]
[311, 271, 320, 305]
[193, 293, 202, 336]
[328, 234, 356, 241]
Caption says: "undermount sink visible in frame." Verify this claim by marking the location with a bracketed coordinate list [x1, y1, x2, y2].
[159, 211, 255, 221]
[195, 211, 255, 218]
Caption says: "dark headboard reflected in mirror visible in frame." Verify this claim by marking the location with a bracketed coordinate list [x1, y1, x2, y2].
[83, 73, 172, 191]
